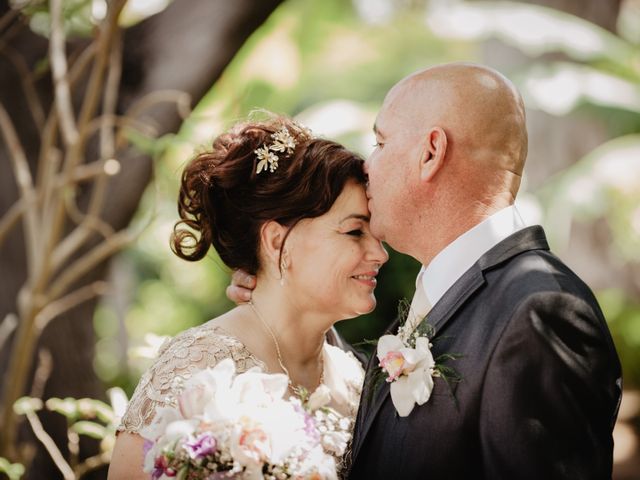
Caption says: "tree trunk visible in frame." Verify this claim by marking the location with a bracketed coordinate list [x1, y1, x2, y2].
[0, 0, 283, 478]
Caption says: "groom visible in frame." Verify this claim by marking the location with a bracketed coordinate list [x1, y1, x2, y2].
[229, 63, 622, 479]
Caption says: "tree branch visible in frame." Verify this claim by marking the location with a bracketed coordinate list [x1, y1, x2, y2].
[62, 157, 122, 185]
[0, 9, 26, 48]
[29, 348, 53, 400]
[99, 28, 121, 161]
[63, 192, 115, 240]
[49, 0, 78, 147]
[0, 102, 41, 280]
[124, 89, 192, 124]
[81, 27, 123, 244]
[24, 410, 74, 480]
[68, 42, 96, 86]
[47, 230, 135, 301]
[0, 198, 24, 249]
[0, 5, 20, 35]
[74, 451, 111, 478]
[0, 43, 46, 131]
[68, 0, 127, 171]
[0, 313, 18, 356]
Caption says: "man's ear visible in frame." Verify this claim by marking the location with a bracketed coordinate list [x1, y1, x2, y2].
[259, 220, 287, 267]
[419, 126, 447, 182]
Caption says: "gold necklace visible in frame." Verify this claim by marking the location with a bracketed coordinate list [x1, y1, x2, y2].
[247, 301, 325, 392]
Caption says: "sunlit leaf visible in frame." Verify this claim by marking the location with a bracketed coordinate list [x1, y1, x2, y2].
[71, 421, 108, 439]
[538, 135, 640, 258]
[519, 62, 640, 116]
[13, 397, 43, 415]
[119, 0, 173, 27]
[426, 1, 639, 71]
[0, 457, 25, 480]
[45, 397, 78, 419]
[108, 387, 129, 419]
[76, 398, 115, 423]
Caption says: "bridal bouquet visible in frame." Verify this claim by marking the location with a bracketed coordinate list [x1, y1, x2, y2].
[140, 359, 351, 480]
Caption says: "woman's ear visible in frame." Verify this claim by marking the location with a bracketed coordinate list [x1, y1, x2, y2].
[419, 126, 447, 182]
[259, 220, 288, 268]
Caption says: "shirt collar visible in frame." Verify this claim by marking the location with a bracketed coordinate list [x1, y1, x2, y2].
[419, 205, 527, 306]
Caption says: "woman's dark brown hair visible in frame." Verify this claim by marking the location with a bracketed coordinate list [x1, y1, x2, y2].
[171, 114, 366, 274]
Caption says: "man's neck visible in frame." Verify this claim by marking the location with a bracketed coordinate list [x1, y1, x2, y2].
[414, 197, 515, 266]
[418, 204, 527, 306]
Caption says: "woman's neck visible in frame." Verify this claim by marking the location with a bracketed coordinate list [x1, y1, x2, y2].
[248, 281, 330, 369]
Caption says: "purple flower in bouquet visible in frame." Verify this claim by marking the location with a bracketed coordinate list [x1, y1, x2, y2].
[143, 439, 154, 458]
[185, 432, 217, 460]
[300, 407, 320, 444]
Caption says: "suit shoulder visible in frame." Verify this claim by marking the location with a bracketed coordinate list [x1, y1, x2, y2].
[490, 247, 598, 303]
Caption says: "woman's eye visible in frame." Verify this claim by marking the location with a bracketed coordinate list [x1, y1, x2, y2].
[346, 229, 364, 237]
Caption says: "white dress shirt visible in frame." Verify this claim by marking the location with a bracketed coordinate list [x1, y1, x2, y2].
[418, 205, 527, 307]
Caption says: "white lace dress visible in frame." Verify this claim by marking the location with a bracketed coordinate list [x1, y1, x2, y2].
[117, 321, 364, 472]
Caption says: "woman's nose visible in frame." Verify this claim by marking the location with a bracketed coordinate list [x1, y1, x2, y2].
[367, 238, 389, 265]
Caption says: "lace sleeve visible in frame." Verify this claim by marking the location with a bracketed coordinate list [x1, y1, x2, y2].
[117, 323, 265, 434]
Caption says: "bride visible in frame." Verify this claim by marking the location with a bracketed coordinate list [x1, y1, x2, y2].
[108, 114, 388, 478]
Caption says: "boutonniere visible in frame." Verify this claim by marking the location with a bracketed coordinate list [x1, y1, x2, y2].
[373, 300, 461, 417]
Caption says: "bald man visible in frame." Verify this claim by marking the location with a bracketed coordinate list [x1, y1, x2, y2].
[228, 63, 622, 479]
[347, 63, 621, 479]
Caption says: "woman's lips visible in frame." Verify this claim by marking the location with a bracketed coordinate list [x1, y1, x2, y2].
[351, 272, 378, 288]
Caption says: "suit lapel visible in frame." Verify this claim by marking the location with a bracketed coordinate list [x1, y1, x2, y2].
[350, 226, 551, 464]
[351, 266, 486, 461]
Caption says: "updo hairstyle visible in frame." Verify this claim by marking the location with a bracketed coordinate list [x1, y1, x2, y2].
[171, 114, 366, 274]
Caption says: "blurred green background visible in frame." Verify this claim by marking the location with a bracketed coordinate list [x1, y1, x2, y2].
[2, 0, 639, 478]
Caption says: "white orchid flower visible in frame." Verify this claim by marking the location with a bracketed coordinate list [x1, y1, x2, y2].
[377, 334, 436, 417]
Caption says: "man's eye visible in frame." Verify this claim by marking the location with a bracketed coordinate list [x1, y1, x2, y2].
[347, 229, 364, 237]
[372, 142, 384, 148]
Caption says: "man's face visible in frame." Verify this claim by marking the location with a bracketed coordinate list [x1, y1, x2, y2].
[365, 97, 421, 247]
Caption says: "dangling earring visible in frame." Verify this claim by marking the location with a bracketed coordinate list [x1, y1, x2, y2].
[279, 255, 289, 286]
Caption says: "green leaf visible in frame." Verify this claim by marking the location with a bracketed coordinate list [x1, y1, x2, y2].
[427, 1, 638, 69]
[71, 421, 108, 440]
[45, 397, 78, 419]
[76, 398, 115, 423]
[517, 62, 640, 116]
[0, 456, 25, 480]
[13, 396, 43, 415]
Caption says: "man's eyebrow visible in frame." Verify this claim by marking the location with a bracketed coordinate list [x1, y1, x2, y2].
[373, 123, 385, 138]
[340, 214, 370, 223]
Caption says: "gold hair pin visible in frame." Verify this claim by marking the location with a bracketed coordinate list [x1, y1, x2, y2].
[255, 127, 296, 174]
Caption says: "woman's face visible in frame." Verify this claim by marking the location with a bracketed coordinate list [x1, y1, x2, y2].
[285, 181, 389, 319]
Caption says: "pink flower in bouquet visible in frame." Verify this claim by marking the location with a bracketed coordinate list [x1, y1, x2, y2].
[233, 424, 271, 464]
[151, 454, 176, 479]
[141, 359, 354, 479]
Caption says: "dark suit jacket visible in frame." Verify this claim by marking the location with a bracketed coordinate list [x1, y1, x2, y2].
[348, 226, 622, 479]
